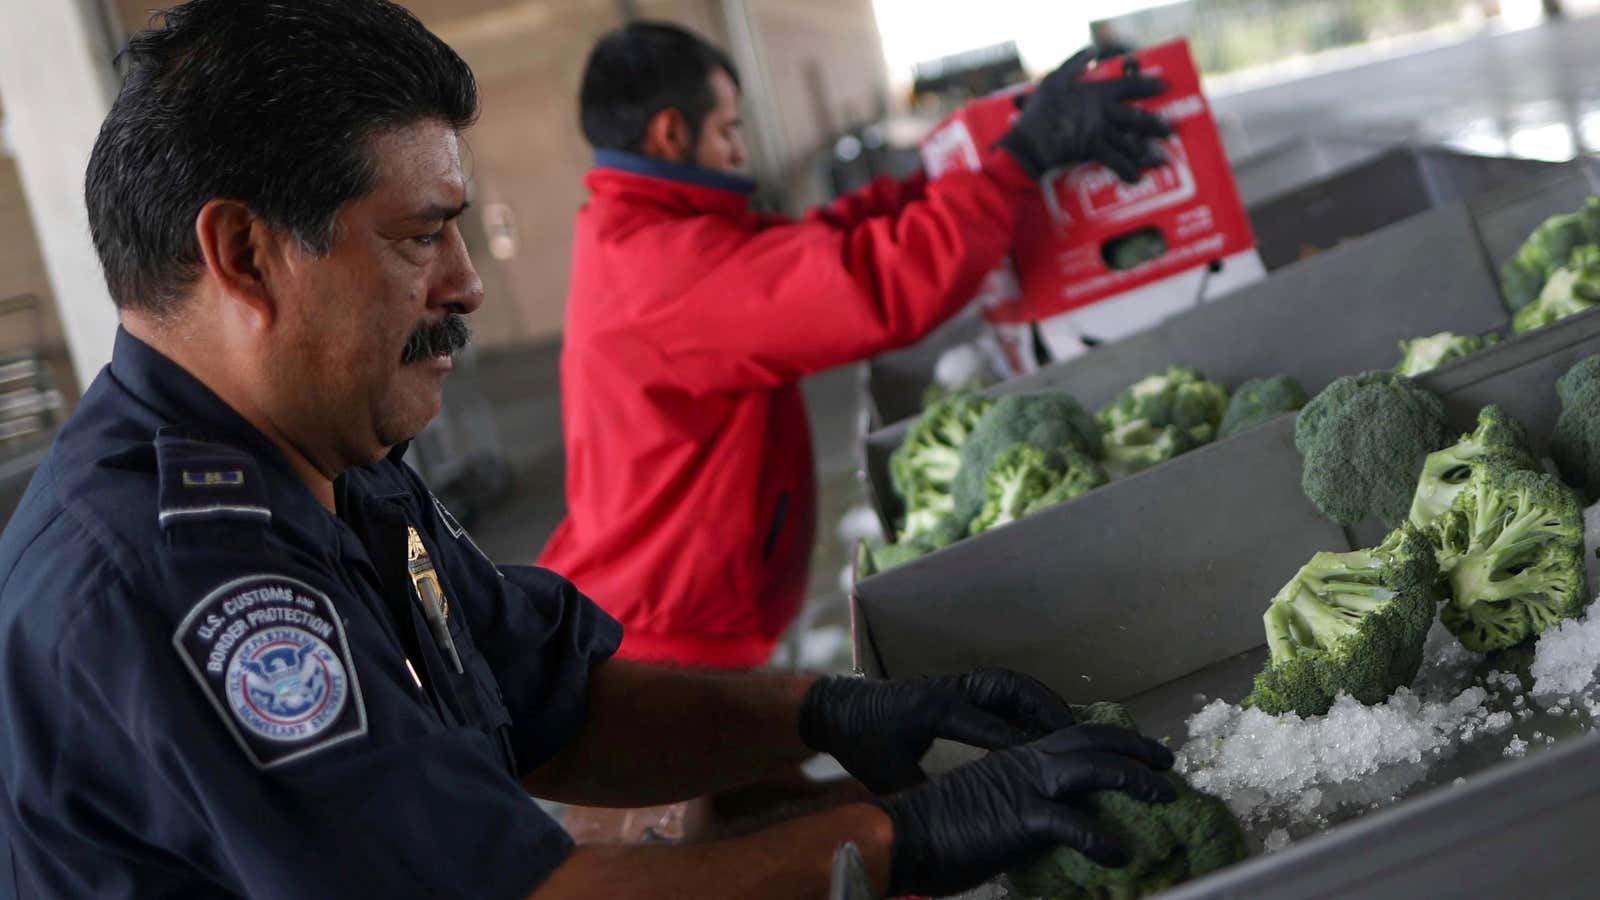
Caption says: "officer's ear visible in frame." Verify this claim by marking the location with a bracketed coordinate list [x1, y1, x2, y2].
[641, 107, 693, 164]
[193, 198, 277, 328]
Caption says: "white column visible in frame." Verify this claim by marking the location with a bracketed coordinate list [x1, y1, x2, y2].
[0, 0, 119, 390]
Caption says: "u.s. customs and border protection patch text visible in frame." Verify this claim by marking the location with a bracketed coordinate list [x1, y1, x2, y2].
[173, 574, 367, 769]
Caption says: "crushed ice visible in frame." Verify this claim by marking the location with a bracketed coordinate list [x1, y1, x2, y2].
[1177, 603, 1600, 833]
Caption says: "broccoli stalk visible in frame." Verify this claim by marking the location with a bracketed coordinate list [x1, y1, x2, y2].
[1392, 331, 1498, 378]
[1248, 527, 1440, 717]
[1407, 405, 1536, 529]
[1430, 462, 1586, 652]
[1008, 703, 1246, 900]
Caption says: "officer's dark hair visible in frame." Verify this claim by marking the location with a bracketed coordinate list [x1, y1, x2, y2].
[578, 21, 741, 153]
[85, 0, 479, 315]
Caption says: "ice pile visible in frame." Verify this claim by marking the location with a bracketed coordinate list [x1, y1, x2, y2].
[1530, 602, 1600, 698]
[1175, 623, 1526, 827]
[1176, 686, 1504, 825]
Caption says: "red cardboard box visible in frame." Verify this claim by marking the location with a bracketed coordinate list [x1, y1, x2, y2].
[920, 40, 1260, 348]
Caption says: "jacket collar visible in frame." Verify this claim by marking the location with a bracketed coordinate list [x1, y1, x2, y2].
[593, 149, 757, 195]
[587, 149, 757, 218]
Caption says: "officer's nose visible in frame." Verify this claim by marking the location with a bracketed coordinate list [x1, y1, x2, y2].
[435, 221, 484, 316]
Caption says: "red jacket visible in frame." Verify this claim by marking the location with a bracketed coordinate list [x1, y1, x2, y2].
[537, 147, 1034, 668]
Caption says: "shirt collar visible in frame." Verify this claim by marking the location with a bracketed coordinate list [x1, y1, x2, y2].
[592, 148, 757, 196]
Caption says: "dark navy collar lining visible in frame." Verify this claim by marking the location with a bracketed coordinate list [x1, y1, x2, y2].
[593, 148, 757, 196]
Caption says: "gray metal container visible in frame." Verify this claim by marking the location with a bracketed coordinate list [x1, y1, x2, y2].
[1248, 146, 1568, 270]
[862, 200, 1512, 539]
[850, 306, 1600, 900]
[1229, 135, 1390, 208]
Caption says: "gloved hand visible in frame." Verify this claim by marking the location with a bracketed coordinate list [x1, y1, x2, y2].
[998, 46, 1171, 183]
[799, 668, 1076, 794]
[875, 724, 1177, 898]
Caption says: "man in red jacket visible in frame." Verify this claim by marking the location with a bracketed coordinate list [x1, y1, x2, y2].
[540, 22, 1169, 669]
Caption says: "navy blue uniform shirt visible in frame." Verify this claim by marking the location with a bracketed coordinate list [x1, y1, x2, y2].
[0, 329, 621, 898]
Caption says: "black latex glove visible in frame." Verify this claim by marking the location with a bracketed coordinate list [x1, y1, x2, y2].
[799, 668, 1076, 794]
[875, 724, 1177, 898]
[998, 46, 1172, 183]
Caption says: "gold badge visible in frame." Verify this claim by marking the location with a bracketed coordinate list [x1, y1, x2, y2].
[407, 526, 448, 622]
[407, 525, 462, 673]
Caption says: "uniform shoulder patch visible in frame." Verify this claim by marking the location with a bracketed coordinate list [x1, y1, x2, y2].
[173, 575, 367, 769]
[155, 431, 271, 529]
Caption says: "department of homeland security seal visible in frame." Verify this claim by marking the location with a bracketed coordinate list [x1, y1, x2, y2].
[174, 574, 366, 768]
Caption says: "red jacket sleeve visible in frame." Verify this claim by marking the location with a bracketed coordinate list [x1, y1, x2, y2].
[648, 149, 1034, 396]
[804, 169, 929, 229]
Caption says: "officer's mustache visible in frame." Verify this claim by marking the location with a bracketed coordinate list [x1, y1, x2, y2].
[400, 313, 471, 365]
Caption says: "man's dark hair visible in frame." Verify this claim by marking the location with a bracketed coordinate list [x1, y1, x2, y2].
[86, 0, 479, 314]
[578, 21, 740, 153]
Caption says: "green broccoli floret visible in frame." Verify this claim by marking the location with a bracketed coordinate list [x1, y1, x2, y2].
[1098, 366, 1229, 441]
[1429, 462, 1586, 652]
[1246, 526, 1440, 717]
[1511, 244, 1600, 334]
[890, 393, 992, 501]
[1500, 199, 1600, 311]
[1391, 331, 1498, 377]
[865, 515, 966, 574]
[970, 444, 1060, 535]
[1295, 371, 1448, 528]
[969, 445, 1108, 535]
[1008, 703, 1247, 900]
[1102, 420, 1199, 478]
[1551, 355, 1600, 504]
[1407, 405, 1537, 529]
[1025, 447, 1108, 515]
[1217, 375, 1308, 439]
[951, 393, 1103, 525]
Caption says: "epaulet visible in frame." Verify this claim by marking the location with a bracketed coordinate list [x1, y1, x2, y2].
[154, 427, 272, 529]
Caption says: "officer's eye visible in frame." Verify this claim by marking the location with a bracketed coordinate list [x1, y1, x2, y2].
[412, 229, 444, 247]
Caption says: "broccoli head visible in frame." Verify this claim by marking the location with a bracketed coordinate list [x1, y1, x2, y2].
[1500, 198, 1600, 311]
[1217, 375, 1308, 439]
[969, 444, 1061, 535]
[1008, 703, 1246, 900]
[1098, 366, 1229, 441]
[1247, 526, 1441, 717]
[951, 393, 1103, 524]
[1429, 462, 1586, 652]
[1391, 331, 1498, 378]
[1295, 371, 1448, 528]
[1511, 244, 1600, 334]
[1102, 420, 1200, 478]
[1551, 355, 1600, 504]
[1025, 447, 1109, 515]
[890, 393, 992, 502]
[969, 445, 1108, 535]
[1407, 405, 1537, 529]
[865, 514, 966, 574]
